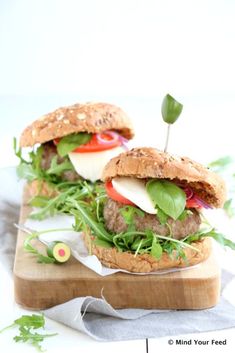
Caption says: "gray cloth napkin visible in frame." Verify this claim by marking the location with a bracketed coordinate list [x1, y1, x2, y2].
[1, 167, 235, 341]
[44, 290, 235, 341]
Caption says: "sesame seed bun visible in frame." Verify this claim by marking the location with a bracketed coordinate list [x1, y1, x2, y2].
[102, 147, 226, 208]
[20, 102, 134, 147]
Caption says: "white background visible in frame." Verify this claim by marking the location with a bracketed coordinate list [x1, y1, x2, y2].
[0, 0, 235, 166]
[0, 0, 235, 352]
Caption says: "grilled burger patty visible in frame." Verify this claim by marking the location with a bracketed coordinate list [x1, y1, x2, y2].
[103, 198, 201, 240]
[41, 142, 79, 181]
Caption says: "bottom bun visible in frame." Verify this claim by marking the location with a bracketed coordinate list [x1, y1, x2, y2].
[27, 180, 58, 198]
[83, 232, 212, 273]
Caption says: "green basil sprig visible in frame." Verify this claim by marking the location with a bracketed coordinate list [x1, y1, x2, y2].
[146, 179, 186, 220]
[161, 94, 183, 152]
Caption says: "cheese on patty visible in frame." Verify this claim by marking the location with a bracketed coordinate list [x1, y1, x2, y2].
[112, 177, 157, 214]
[68, 146, 124, 182]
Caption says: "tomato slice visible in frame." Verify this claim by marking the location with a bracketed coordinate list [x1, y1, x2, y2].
[186, 198, 202, 209]
[105, 181, 134, 205]
[54, 132, 122, 153]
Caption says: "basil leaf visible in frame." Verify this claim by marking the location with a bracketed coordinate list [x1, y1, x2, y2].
[146, 180, 186, 220]
[57, 133, 92, 157]
[161, 94, 183, 124]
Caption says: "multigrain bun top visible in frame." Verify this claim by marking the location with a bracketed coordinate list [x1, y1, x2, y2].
[20, 102, 134, 147]
[102, 147, 226, 208]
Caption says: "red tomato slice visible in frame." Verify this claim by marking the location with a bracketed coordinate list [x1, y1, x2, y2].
[186, 198, 202, 209]
[105, 181, 134, 205]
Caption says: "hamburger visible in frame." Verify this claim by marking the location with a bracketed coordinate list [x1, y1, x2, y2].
[15, 102, 134, 197]
[69, 147, 234, 273]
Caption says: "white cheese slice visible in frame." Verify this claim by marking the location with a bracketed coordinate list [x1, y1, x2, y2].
[68, 146, 124, 182]
[112, 177, 157, 214]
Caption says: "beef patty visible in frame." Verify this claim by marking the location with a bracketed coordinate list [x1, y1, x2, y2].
[103, 198, 201, 240]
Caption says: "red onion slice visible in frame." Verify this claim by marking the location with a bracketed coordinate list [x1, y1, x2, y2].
[118, 135, 129, 151]
[96, 131, 119, 145]
[193, 195, 213, 209]
[183, 187, 194, 200]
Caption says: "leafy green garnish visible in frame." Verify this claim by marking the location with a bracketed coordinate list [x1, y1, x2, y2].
[14, 138, 76, 186]
[57, 133, 91, 157]
[17, 163, 39, 181]
[69, 199, 113, 243]
[119, 205, 144, 231]
[156, 207, 168, 225]
[0, 314, 57, 351]
[23, 228, 73, 264]
[93, 239, 113, 248]
[161, 94, 183, 124]
[46, 156, 74, 175]
[223, 199, 235, 218]
[208, 156, 233, 173]
[146, 179, 186, 220]
[24, 232, 55, 264]
[150, 236, 163, 259]
[178, 209, 193, 221]
[120, 205, 145, 225]
[185, 228, 235, 250]
[161, 94, 183, 152]
[208, 155, 235, 218]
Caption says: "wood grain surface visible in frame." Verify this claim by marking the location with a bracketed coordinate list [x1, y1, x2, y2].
[14, 188, 221, 310]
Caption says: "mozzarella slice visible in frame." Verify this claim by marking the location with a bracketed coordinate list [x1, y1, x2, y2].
[68, 147, 124, 182]
[112, 177, 157, 214]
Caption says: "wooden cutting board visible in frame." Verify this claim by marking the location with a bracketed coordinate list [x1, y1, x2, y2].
[14, 189, 221, 310]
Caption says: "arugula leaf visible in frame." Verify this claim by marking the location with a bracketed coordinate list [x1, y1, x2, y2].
[156, 207, 168, 225]
[46, 156, 74, 175]
[13, 137, 29, 164]
[178, 209, 193, 221]
[24, 233, 56, 264]
[223, 198, 235, 218]
[30, 196, 50, 208]
[206, 231, 235, 250]
[146, 179, 186, 220]
[161, 94, 183, 124]
[120, 206, 144, 225]
[57, 133, 92, 157]
[185, 228, 235, 250]
[0, 314, 57, 352]
[93, 239, 113, 248]
[208, 156, 233, 172]
[17, 163, 38, 181]
[151, 236, 163, 259]
[69, 199, 113, 242]
[14, 314, 45, 329]
[14, 137, 79, 186]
